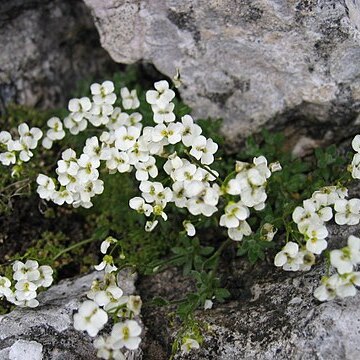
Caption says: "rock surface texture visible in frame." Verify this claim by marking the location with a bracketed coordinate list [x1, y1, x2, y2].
[83, 0, 360, 143]
[0, 0, 115, 113]
[138, 215, 360, 360]
[0, 271, 138, 360]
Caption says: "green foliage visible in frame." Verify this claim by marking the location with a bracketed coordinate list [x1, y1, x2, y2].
[169, 236, 215, 275]
[177, 271, 230, 321]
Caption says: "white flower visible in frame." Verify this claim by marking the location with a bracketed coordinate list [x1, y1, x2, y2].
[292, 201, 319, 230]
[227, 221, 252, 241]
[42, 117, 65, 149]
[172, 182, 188, 208]
[135, 157, 158, 181]
[120, 87, 140, 110]
[77, 154, 100, 183]
[352, 134, 360, 153]
[247, 167, 267, 187]
[115, 126, 141, 151]
[127, 140, 150, 165]
[334, 198, 360, 225]
[151, 123, 183, 144]
[94, 336, 125, 360]
[0, 276, 12, 298]
[89, 104, 113, 126]
[139, 181, 172, 205]
[106, 149, 131, 173]
[274, 242, 300, 271]
[51, 189, 74, 205]
[127, 295, 142, 316]
[36, 174, 56, 200]
[68, 97, 92, 121]
[253, 156, 271, 179]
[190, 136, 218, 165]
[183, 221, 196, 237]
[146, 80, 175, 107]
[91, 81, 116, 105]
[127, 112, 142, 127]
[14, 280, 37, 301]
[181, 338, 200, 353]
[297, 250, 316, 271]
[34, 265, 53, 288]
[94, 285, 124, 307]
[107, 107, 125, 130]
[330, 235, 360, 274]
[163, 153, 183, 175]
[181, 115, 202, 147]
[220, 201, 250, 229]
[100, 237, 117, 254]
[314, 274, 342, 301]
[83, 136, 102, 160]
[337, 272, 360, 298]
[95, 255, 118, 273]
[129, 197, 153, 216]
[64, 115, 88, 135]
[187, 186, 219, 217]
[241, 186, 267, 209]
[111, 320, 142, 350]
[13, 260, 40, 282]
[351, 153, 360, 179]
[0, 131, 11, 145]
[172, 162, 198, 182]
[0, 151, 16, 166]
[152, 102, 176, 124]
[18, 123, 43, 149]
[305, 224, 328, 255]
[74, 300, 108, 337]
[204, 299, 213, 310]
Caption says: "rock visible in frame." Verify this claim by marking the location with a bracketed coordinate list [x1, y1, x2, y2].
[83, 0, 360, 144]
[137, 212, 360, 359]
[0, 0, 116, 113]
[0, 270, 138, 360]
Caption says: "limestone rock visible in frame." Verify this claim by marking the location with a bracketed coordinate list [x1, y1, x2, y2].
[138, 216, 360, 359]
[0, 271, 138, 360]
[83, 0, 360, 144]
[0, 0, 115, 113]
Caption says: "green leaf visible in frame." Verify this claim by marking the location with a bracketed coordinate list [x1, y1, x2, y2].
[151, 297, 170, 306]
[214, 288, 231, 301]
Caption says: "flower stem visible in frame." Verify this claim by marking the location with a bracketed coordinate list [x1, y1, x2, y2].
[52, 237, 98, 261]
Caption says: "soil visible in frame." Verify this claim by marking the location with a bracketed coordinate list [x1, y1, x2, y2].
[0, 193, 95, 279]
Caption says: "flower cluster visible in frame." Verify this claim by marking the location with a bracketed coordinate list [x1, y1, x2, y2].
[37, 143, 104, 208]
[221, 157, 278, 240]
[74, 237, 142, 359]
[274, 185, 351, 271]
[0, 123, 42, 166]
[314, 235, 360, 301]
[0, 260, 53, 307]
[274, 134, 360, 301]
[37, 80, 227, 236]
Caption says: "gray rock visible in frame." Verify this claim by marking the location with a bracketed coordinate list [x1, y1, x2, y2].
[138, 217, 360, 359]
[0, 270, 138, 360]
[0, 0, 115, 113]
[83, 0, 360, 144]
